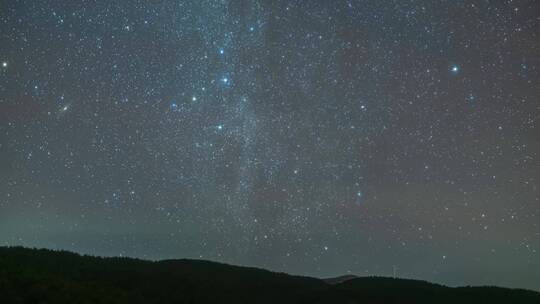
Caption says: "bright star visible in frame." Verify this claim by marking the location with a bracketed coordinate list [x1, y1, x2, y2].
[2, 62, 7, 68]
[217, 124, 223, 130]
[451, 65, 459, 73]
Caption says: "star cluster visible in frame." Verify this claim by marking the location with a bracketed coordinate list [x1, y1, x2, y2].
[0, 0, 539, 291]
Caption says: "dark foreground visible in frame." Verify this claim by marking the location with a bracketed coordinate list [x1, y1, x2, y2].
[0, 247, 538, 304]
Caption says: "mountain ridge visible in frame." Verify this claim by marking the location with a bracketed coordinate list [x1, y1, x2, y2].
[0, 246, 538, 303]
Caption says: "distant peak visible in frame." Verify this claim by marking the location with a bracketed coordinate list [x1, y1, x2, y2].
[323, 274, 359, 285]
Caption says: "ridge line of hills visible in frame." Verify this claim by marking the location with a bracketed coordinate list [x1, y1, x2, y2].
[0, 246, 538, 303]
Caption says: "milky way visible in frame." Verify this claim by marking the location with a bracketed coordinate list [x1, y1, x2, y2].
[1, 0, 539, 291]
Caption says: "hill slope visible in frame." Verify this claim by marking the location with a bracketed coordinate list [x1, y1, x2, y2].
[0, 247, 538, 304]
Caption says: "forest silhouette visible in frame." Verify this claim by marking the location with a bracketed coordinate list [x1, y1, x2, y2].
[1, 247, 539, 303]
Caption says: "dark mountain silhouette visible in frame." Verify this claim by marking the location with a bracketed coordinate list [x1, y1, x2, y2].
[0, 246, 538, 304]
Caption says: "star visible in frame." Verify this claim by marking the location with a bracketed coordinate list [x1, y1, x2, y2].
[450, 65, 459, 74]
[2, 62, 7, 68]
[58, 105, 70, 113]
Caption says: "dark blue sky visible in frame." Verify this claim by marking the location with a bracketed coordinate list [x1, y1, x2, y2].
[1, 0, 539, 291]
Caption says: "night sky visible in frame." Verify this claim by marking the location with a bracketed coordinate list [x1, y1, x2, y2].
[1, 0, 539, 291]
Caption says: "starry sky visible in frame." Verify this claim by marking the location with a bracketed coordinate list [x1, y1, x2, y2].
[1, 0, 539, 291]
